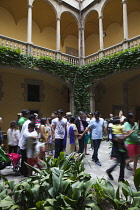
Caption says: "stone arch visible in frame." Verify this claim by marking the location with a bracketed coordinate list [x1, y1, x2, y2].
[83, 9, 99, 27]
[123, 74, 140, 115]
[60, 11, 78, 55]
[101, 0, 110, 15]
[42, 0, 57, 18]
[1, 64, 74, 114]
[60, 11, 79, 26]
[101, 0, 123, 48]
[0, 7, 17, 38]
[84, 9, 99, 56]
[90, 66, 140, 115]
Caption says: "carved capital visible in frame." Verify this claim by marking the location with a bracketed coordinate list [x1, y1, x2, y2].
[28, 0, 34, 7]
[98, 15, 103, 20]
[56, 17, 61, 21]
[122, 0, 128, 4]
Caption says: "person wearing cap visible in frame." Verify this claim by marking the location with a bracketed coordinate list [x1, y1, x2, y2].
[16, 113, 22, 126]
[18, 109, 30, 131]
[51, 111, 58, 120]
[0, 117, 4, 147]
[65, 112, 72, 123]
[79, 111, 105, 166]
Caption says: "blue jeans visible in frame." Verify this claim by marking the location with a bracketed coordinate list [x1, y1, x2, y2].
[92, 139, 101, 162]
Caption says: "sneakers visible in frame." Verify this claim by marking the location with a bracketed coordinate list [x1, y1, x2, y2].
[118, 178, 125, 182]
[95, 160, 102, 166]
[106, 170, 114, 180]
[118, 149, 126, 153]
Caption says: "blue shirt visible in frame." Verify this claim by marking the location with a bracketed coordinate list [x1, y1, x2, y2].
[88, 118, 104, 140]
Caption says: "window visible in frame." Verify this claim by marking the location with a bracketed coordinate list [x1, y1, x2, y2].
[27, 84, 40, 102]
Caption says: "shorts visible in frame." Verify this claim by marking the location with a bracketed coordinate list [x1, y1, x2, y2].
[27, 157, 39, 166]
[114, 134, 124, 140]
[127, 144, 140, 157]
[84, 133, 90, 144]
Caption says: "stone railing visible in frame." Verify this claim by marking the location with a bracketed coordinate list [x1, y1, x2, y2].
[128, 35, 140, 48]
[0, 35, 79, 65]
[84, 52, 99, 65]
[0, 35, 27, 54]
[60, 53, 79, 65]
[32, 44, 57, 60]
[84, 35, 140, 64]
[103, 42, 123, 57]
[1, 34, 140, 66]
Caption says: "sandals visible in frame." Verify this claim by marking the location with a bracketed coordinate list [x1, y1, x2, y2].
[126, 164, 132, 171]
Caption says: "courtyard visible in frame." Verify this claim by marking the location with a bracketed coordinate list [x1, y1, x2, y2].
[1, 141, 139, 189]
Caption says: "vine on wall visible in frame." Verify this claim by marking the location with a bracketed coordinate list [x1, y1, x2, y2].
[0, 46, 140, 113]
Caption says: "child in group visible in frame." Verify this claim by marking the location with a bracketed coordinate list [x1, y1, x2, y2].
[112, 116, 135, 153]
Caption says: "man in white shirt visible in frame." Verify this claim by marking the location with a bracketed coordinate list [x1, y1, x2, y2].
[51, 109, 67, 158]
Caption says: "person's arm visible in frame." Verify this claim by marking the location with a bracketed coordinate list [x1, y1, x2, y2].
[103, 126, 106, 135]
[78, 127, 90, 139]
[40, 125, 48, 142]
[51, 125, 56, 142]
[15, 130, 21, 145]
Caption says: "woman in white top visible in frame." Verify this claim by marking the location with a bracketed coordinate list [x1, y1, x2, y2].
[7, 121, 20, 153]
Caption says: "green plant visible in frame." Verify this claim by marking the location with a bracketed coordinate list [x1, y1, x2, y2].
[0, 45, 140, 112]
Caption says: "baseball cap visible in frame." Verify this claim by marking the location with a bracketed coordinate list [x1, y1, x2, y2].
[21, 109, 29, 115]
[66, 112, 72, 116]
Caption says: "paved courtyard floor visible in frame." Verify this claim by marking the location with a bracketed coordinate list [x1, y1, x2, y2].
[0, 141, 139, 189]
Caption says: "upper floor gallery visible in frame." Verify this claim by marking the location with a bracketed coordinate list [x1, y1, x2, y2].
[0, 0, 140, 65]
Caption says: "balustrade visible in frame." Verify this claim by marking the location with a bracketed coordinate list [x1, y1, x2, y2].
[1, 34, 140, 66]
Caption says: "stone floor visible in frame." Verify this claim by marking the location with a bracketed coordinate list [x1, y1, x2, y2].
[0, 141, 139, 189]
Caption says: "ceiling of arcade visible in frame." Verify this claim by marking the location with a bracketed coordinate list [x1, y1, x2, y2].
[0, 0, 140, 44]
[60, 12, 78, 46]
[85, 11, 99, 40]
[0, 0, 28, 24]
[84, 0, 140, 40]
[32, 0, 56, 31]
[0, 0, 78, 44]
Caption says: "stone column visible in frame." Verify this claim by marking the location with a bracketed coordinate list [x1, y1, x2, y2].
[89, 88, 95, 113]
[78, 26, 85, 66]
[27, 0, 34, 54]
[122, 0, 128, 49]
[56, 17, 61, 59]
[70, 90, 75, 115]
[98, 16, 104, 51]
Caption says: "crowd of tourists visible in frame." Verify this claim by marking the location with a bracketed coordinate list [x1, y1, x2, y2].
[0, 109, 140, 181]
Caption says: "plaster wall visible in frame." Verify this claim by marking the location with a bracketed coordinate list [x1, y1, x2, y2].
[95, 69, 140, 118]
[128, 11, 140, 38]
[0, 69, 69, 130]
[61, 35, 78, 53]
[85, 34, 99, 56]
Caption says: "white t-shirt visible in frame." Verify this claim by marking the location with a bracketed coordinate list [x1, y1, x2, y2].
[7, 129, 20, 146]
[18, 119, 31, 148]
[51, 117, 67, 139]
[22, 130, 38, 158]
